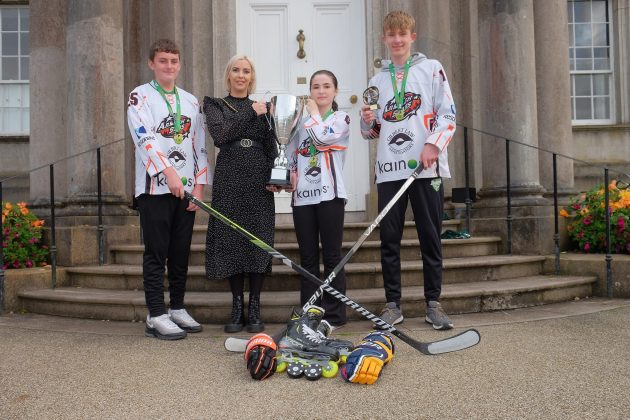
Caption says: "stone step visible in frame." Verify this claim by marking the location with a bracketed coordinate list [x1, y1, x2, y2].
[18, 275, 596, 323]
[149, 219, 461, 245]
[110, 236, 501, 266]
[64, 255, 546, 292]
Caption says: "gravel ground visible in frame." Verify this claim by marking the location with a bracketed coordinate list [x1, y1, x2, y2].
[1, 301, 629, 419]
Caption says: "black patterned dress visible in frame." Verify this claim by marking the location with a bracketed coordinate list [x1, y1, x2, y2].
[203, 95, 277, 279]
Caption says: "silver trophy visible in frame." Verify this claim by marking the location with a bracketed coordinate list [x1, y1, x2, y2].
[267, 94, 305, 187]
[363, 86, 380, 110]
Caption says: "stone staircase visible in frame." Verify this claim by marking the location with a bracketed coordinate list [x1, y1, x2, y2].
[18, 219, 597, 323]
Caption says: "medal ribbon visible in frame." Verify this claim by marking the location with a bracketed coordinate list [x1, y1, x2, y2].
[308, 108, 334, 166]
[151, 80, 182, 137]
[388, 57, 412, 112]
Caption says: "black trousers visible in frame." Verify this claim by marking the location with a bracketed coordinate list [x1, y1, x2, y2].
[378, 178, 444, 305]
[138, 193, 195, 317]
[293, 197, 347, 326]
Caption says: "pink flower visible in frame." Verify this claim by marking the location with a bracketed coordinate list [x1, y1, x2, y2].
[618, 218, 625, 230]
[583, 217, 592, 225]
[572, 203, 581, 210]
[25, 260, 33, 268]
[12, 260, 20, 268]
[28, 237, 38, 244]
[584, 243, 590, 251]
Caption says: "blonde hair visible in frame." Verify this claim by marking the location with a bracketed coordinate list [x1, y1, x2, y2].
[383, 10, 416, 34]
[223, 55, 257, 95]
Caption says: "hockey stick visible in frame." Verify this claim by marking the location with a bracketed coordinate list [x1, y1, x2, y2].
[303, 163, 427, 309]
[186, 192, 481, 355]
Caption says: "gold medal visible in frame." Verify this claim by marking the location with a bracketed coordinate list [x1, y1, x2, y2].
[309, 155, 318, 167]
[174, 133, 183, 144]
[395, 109, 405, 121]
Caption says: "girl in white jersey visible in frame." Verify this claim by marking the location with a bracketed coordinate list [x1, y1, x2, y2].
[285, 70, 350, 327]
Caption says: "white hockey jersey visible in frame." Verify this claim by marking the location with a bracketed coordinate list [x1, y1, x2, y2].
[286, 111, 350, 206]
[127, 82, 209, 197]
[360, 52, 456, 183]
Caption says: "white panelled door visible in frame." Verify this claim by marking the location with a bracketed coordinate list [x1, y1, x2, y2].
[237, 0, 369, 213]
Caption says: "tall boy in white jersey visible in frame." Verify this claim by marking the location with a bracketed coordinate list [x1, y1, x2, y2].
[127, 39, 209, 340]
[360, 11, 456, 330]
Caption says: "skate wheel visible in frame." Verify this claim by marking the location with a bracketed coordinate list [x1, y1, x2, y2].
[304, 364, 323, 381]
[286, 362, 304, 379]
[275, 361, 287, 373]
[321, 361, 338, 378]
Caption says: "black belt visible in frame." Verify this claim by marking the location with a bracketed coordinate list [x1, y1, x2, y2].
[221, 138, 263, 150]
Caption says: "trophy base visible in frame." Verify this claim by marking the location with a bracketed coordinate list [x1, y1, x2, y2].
[368, 104, 380, 110]
[267, 167, 292, 189]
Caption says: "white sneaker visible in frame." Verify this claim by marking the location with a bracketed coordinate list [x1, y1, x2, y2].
[169, 308, 202, 333]
[145, 314, 187, 340]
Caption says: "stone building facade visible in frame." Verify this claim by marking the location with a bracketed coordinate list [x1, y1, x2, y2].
[1, 0, 629, 262]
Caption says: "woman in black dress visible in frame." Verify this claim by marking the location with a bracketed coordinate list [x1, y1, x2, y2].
[203, 55, 278, 333]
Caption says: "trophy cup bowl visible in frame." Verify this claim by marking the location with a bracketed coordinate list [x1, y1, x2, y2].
[267, 94, 305, 188]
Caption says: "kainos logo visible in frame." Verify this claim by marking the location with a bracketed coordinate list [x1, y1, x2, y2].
[303, 165, 321, 184]
[382, 92, 421, 122]
[297, 186, 328, 199]
[167, 146, 187, 170]
[377, 158, 419, 174]
[157, 114, 192, 140]
[386, 128, 415, 154]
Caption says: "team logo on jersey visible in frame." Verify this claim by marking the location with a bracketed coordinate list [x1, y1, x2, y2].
[382, 92, 421, 122]
[303, 165, 321, 184]
[157, 114, 192, 141]
[134, 126, 147, 138]
[431, 178, 442, 191]
[167, 146, 187, 170]
[386, 128, 415, 154]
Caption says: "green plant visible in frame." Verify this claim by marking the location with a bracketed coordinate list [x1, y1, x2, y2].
[2, 201, 49, 269]
[560, 180, 630, 254]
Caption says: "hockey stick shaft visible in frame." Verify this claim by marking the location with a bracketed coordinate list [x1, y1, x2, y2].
[186, 192, 480, 355]
[304, 164, 424, 310]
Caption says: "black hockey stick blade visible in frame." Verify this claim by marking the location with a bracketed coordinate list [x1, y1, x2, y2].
[186, 192, 481, 355]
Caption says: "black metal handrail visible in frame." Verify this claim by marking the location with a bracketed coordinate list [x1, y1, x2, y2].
[1, 125, 628, 313]
[0, 137, 125, 311]
[459, 124, 629, 299]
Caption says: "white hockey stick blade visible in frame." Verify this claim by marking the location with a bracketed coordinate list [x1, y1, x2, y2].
[423, 329, 481, 355]
[224, 337, 248, 353]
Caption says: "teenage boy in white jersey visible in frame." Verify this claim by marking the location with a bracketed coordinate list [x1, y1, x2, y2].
[360, 11, 456, 330]
[127, 39, 209, 339]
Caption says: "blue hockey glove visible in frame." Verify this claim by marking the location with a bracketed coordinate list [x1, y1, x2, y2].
[341, 332, 395, 385]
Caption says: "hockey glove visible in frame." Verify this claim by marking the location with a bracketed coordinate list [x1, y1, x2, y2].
[341, 332, 395, 385]
[245, 333, 277, 381]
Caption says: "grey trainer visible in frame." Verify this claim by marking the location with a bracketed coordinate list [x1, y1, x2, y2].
[425, 301, 453, 330]
[168, 308, 202, 333]
[145, 314, 187, 340]
[373, 302, 403, 330]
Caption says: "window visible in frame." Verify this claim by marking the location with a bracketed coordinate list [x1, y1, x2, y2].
[568, 0, 613, 124]
[0, 6, 29, 135]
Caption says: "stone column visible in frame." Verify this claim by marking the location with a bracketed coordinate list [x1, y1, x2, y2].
[475, 1, 551, 253]
[615, 0, 630, 124]
[477, 0, 545, 204]
[29, 0, 68, 203]
[534, 0, 575, 194]
[65, 0, 128, 212]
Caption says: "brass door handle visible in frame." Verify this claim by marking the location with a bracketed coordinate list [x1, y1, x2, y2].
[350, 95, 358, 104]
[296, 29, 305, 59]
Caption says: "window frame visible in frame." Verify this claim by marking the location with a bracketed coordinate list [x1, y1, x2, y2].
[0, 5, 29, 136]
[568, 0, 615, 126]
